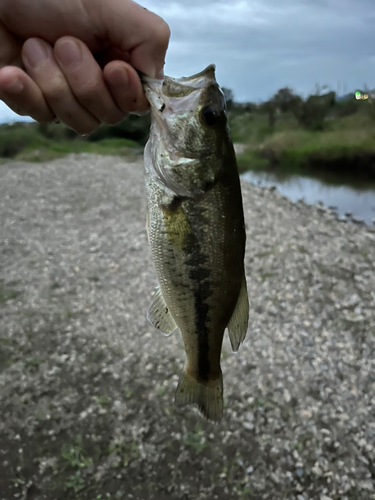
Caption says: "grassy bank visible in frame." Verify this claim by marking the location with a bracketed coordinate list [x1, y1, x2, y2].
[230, 108, 375, 183]
[13, 137, 141, 163]
[1, 101, 374, 185]
[0, 116, 149, 163]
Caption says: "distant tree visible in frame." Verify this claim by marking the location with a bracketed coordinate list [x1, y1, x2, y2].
[242, 102, 258, 113]
[258, 87, 302, 128]
[259, 100, 277, 128]
[293, 91, 336, 130]
[272, 87, 300, 113]
[88, 114, 151, 145]
[222, 87, 234, 110]
[367, 97, 375, 121]
[264, 86, 336, 130]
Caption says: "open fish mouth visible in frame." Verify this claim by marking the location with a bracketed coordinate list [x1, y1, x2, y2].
[142, 65, 219, 128]
[142, 64, 216, 102]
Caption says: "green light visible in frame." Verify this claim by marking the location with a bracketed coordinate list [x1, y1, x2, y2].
[355, 91, 361, 97]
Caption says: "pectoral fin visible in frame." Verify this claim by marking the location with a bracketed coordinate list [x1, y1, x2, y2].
[227, 276, 249, 352]
[147, 287, 178, 336]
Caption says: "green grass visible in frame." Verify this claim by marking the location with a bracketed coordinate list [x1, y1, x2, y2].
[14, 137, 140, 162]
[234, 109, 375, 182]
[0, 284, 19, 304]
[183, 423, 207, 453]
[229, 112, 274, 144]
[0, 124, 50, 157]
[0, 119, 144, 163]
[236, 148, 269, 173]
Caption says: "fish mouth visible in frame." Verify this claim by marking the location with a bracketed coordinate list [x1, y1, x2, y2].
[142, 64, 216, 110]
[162, 64, 216, 97]
[142, 65, 218, 161]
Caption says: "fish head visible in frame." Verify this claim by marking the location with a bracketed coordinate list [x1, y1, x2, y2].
[143, 65, 230, 197]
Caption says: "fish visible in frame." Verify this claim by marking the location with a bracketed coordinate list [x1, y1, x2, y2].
[143, 65, 249, 422]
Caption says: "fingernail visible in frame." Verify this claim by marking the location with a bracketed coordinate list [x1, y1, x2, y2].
[109, 67, 129, 88]
[24, 38, 49, 68]
[5, 79, 24, 93]
[56, 39, 82, 68]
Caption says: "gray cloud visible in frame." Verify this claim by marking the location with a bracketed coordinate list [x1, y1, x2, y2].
[143, 0, 375, 101]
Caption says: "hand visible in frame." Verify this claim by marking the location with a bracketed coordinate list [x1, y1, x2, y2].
[0, 0, 170, 134]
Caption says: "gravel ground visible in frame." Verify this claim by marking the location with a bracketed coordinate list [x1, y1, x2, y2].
[0, 154, 374, 500]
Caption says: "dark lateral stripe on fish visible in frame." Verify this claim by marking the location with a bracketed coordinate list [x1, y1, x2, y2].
[187, 253, 212, 382]
[194, 292, 210, 381]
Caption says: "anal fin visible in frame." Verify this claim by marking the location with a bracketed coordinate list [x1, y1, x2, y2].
[147, 287, 178, 336]
[227, 275, 249, 352]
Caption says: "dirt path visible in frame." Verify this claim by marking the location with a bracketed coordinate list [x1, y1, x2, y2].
[0, 154, 374, 500]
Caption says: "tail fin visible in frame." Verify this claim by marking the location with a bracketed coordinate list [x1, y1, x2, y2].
[175, 370, 223, 422]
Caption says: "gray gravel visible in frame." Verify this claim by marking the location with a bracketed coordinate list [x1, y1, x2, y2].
[0, 154, 374, 500]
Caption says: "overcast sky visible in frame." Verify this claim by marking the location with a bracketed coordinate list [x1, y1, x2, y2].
[1, 0, 374, 122]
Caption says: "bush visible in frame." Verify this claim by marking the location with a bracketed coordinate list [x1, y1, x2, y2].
[0, 113, 150, 160]
[37, 122, 78, 141]
[88, 114, 151, 144]
[0, 123, 49, 157]
[292, 92, 336, 130]
[332, 99, 360, 118]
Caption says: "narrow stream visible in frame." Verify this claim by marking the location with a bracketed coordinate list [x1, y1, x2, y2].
[241, 170, 375, 225]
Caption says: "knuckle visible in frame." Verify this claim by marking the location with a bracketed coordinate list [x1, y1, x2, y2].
[73, 81, 101, 104]
[44, 78, 68, 105]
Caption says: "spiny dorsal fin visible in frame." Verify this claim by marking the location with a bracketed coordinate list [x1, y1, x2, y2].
[147, 287, 178, 336]
[227, 275, 249, 352]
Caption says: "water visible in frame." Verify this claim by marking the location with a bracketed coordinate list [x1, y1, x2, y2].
[241, 171, 375, 225]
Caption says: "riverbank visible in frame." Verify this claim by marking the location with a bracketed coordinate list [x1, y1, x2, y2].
[232, 110, 375, 184]
[0, 155, 374, 500]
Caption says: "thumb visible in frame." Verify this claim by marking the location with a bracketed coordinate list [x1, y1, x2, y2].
[93, 0, 170, 78]
[129, 20, 170, 79]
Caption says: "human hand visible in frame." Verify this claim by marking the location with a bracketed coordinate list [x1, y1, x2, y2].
[0, 0, 170, 134]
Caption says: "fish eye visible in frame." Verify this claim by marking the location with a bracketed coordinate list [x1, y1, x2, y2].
[201, 106, 217, 126]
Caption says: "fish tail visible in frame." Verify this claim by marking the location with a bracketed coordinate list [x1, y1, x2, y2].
[175, 369, 223, 422]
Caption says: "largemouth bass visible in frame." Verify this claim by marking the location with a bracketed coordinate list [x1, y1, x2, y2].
[143, 65, 249, 422]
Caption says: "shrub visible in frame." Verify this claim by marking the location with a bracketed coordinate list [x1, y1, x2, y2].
[0, 123, 48, 157]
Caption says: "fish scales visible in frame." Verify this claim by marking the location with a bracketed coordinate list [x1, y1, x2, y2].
[143, 65, 249, 421]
